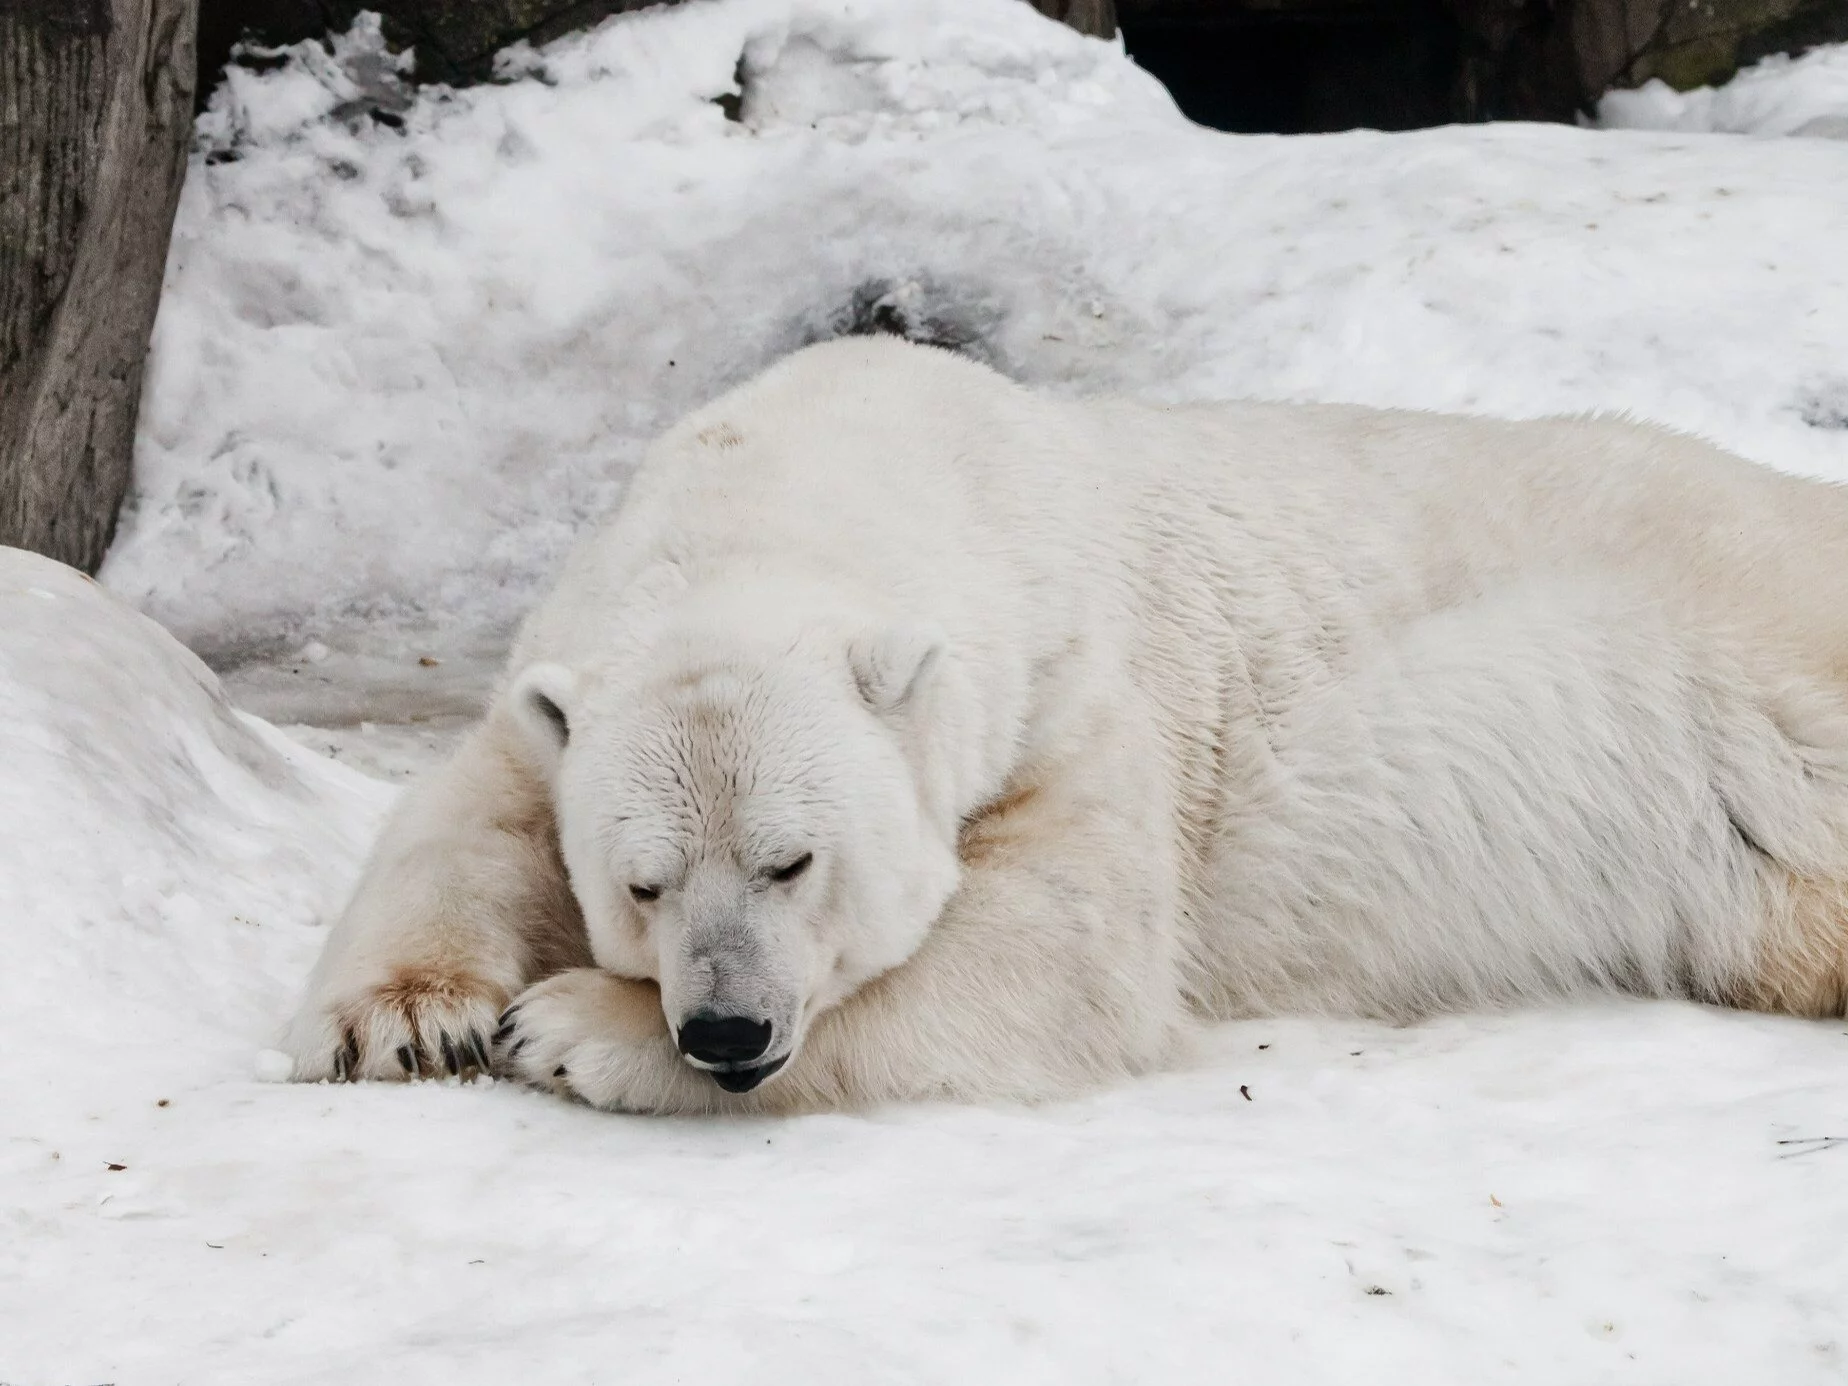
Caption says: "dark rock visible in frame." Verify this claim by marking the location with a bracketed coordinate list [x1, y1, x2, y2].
[1120, 0, 1848, 126]
[822, 278, 1002, 361]
[1443, 0, 1848, 119]
[1028, 0, 1118, 37]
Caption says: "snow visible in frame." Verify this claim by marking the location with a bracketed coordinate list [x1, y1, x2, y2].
[9, 982, 1848, 1380]
[6, 0, 1848, 1378]
[1599, 43, 1848, 139]
[0, 552, 387, 1113]
[105, 1, 1848, 672]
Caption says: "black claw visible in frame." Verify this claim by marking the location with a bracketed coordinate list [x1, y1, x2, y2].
[553, 1064, 568, 1078]
[492, 1020, 516, 1045]
[397, 1044, 416, 1074]
[508, 1037, 528, 1059]
[497, 1005, 522, 1029]
[341, 1029, 360, 1077]
[440, 1033, 460, 1076]
[467, 1033, 491, 1072]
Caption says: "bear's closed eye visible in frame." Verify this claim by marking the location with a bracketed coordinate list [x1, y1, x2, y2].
[768, 853, 812, 883]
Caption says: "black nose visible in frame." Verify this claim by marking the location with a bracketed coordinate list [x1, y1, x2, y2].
[677, 1011, 773, 1066]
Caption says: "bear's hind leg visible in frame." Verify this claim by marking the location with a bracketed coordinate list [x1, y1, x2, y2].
[1705, 669, 1848, 1019]
[1733, 869, 1848, 1018]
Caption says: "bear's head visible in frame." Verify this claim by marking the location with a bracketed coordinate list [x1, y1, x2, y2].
[508, 619, 961, 1093]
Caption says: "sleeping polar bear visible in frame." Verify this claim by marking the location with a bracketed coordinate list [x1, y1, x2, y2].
[285, 336, 1848, 1112]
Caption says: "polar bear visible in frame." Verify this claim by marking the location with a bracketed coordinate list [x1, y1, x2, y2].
[284, 336, 1848, 1112]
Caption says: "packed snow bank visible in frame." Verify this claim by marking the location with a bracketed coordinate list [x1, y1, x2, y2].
[1599, 43, 1848, 138]
[6, 991, 1847, 1381]
[106, 0, 1848, 667]
[0, 547, 389, 1148]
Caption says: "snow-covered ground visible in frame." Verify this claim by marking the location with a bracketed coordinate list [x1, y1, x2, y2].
[6, 2, 1848, 1379]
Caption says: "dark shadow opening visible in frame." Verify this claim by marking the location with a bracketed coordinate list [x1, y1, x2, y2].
[1119, 0, 1467, 134]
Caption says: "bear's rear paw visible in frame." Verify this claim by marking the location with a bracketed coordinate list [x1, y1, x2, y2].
[286, 968, 510, 1084]
[494, 969, 718, 1114]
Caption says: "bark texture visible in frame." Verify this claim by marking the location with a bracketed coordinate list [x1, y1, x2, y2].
[1, 0, 196, 572]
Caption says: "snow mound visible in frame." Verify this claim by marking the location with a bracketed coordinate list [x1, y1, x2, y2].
[0, 547, 389, 1138]
[106, 0, 1848, 666]
[1599, 43, 1848, 138]
[22, 5, 1848, 1375]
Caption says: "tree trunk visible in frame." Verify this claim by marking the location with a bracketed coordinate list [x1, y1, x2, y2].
[0, 0, 196, 573]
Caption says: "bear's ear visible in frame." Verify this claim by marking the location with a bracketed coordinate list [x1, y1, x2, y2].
[848, 625, 944, 716]
[507, 662, 578, 772]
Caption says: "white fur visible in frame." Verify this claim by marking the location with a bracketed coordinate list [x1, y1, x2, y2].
[284, 337, 1848, 1110]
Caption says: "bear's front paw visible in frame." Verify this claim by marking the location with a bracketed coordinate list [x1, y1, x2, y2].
[286, 969, 509, 1084]
[494, 969, 720, 1114]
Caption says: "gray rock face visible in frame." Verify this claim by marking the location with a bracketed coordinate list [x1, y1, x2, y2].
[1441, 0, 1848, 119]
